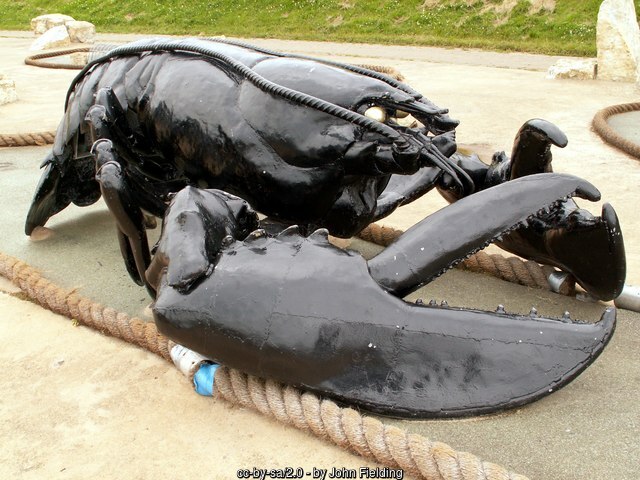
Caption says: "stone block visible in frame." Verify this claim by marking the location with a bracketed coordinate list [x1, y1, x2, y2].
[0, 74, 18, 106]
[29, 25, 71, 51]
[597, 0, 640, 81]
[546, 59, 597, 80]
[30, 13, 75, 35]
[66, 20, 96, 44]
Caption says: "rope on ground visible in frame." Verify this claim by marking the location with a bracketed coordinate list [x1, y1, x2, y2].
[0, 131, 56, 147]
[24, 46, 90, 70]
[0, 252, 172, 361]
[0, 251, 529, 480]
[592, 102, 640, 159]
[357, 223, 565, 294]
[214, 367, 528, 480]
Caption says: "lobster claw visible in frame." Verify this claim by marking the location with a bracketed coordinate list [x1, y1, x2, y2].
[494, 119, 626, 301]
[25, 160, 67, 236]
[152, 175, 616, 418]
[152, 220, 615, 418]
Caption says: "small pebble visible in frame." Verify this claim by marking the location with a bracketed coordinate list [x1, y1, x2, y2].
[51, 357, 65, 368]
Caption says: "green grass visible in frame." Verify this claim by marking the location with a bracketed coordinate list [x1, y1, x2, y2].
[4, 0, 640, 56]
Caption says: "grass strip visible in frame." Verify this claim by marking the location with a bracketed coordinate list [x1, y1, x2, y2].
[4, 0, 640, 56]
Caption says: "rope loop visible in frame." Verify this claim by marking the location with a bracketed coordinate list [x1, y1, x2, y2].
[592, 102, 640, 159]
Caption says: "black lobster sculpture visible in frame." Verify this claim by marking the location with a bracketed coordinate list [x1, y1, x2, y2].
[25, 38, 625, 417]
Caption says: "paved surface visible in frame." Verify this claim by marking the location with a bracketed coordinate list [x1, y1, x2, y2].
[1, 32, 639, 479]
[608, 110, 640, 144]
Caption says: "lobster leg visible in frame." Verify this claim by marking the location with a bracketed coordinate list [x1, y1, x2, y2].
[25, 155, 71, 235]
[85, 90, 154, 291]
[92, 138, 152, 292]
[152, 185, 615, 418]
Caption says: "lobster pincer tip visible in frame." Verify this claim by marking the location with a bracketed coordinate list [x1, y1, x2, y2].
[519, 118, 569, 148]
[574, 180, 601, 202]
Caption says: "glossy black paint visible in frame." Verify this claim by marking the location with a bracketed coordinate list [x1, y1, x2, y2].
[23, 38, 627, 416]
[369, 173, 600, 297]
[152, 187, 615, 418]
[495, 121, 625, 300]
[25, 38, 457, 239]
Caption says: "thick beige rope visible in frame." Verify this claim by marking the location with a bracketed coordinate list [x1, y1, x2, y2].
[0, 251, 529, 480]
[213, 368, 528, 480]
[592, 102, 640, 159]
[0, 131, 56, 147]
[358, 63, 406, 82]
[0, 253, 173, 361]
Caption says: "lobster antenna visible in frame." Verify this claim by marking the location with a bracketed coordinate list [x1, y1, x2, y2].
[67, 39, 413, 147]
[199, 37, 446, 115]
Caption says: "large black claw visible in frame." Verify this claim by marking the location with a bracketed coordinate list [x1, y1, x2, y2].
[152, 207, 615, 418]
[488, 118, 626, 300]
[25, 153, 101, 236]
[146, 187, 259, 293]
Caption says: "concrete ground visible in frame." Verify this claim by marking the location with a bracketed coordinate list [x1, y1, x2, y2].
[608, 111, 640, 145]
[0, 31, 639, 479]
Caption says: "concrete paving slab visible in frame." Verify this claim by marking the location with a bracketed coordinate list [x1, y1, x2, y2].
[1, 32, 639, 479]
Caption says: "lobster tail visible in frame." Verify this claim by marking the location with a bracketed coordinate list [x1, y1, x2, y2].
[25, 153, 101, 235]
[25, 160, 69, 235]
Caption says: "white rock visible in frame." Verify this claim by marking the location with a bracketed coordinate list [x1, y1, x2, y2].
[546, 58, 597, 80]
[0, 74, 18, 106]
[29, 25, 71, 51]
[66, 20, 96, 44]
[30, 13, 75, 35]
[597, 0, 640, 82]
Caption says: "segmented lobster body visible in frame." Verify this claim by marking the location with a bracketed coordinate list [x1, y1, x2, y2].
[39, 38, 453, 235]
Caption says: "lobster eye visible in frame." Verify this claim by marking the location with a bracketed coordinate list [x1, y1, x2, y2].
[363, 106, 387, 123]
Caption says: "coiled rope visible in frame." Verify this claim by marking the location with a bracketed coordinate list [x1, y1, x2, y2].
[0, 252, 528, 480]
[592, 102, 640, 159]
